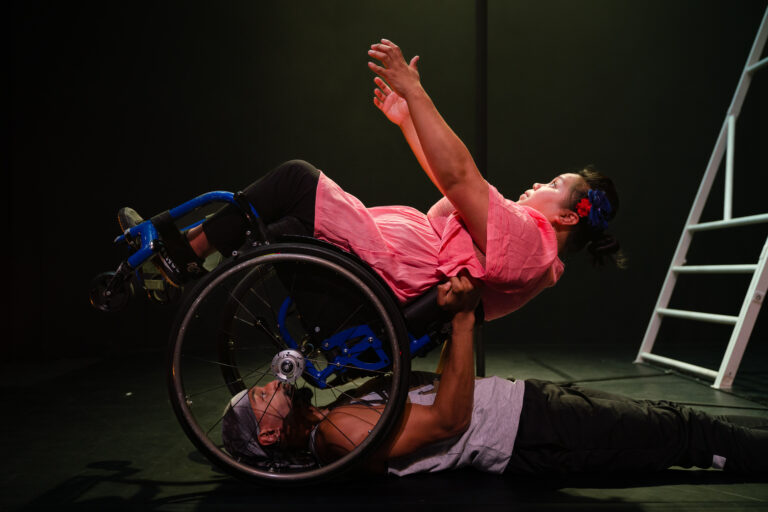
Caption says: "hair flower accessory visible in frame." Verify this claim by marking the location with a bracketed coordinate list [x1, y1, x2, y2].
[576, 198, 591, 218]
[585, 189, 612, 230]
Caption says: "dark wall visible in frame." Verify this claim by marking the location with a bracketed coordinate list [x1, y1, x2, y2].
[8, 1, 767, 363]
[483, 0, 768, 365]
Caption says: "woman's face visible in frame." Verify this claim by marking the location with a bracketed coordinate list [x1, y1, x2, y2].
[517, 173, 585, 222]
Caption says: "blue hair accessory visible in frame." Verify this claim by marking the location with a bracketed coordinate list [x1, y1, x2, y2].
[586, 189, 612, 230]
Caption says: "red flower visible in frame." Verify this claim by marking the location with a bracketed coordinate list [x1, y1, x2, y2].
[576, 198, 591, 218]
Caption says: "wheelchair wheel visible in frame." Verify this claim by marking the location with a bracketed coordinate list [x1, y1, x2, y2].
[168, 242, 411, 484]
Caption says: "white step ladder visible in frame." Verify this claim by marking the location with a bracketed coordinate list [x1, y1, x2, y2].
[635, 7, 768, 389]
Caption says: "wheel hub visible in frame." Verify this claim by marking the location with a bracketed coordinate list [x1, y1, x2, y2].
[270, 349, 305, 383]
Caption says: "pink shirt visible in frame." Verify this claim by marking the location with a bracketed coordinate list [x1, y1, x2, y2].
[313, 173, 564, 321]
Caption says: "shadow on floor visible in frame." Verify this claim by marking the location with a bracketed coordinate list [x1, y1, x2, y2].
[21, 456, 768, 512]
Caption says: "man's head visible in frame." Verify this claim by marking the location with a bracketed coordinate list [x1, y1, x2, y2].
[222, 380, 318, 461]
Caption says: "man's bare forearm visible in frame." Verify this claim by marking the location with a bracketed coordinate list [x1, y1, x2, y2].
[430, 310, 475, 436]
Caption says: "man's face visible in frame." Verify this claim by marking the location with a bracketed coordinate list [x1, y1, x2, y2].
[517, 173, 585, 222]
[249, 380, 293, 446]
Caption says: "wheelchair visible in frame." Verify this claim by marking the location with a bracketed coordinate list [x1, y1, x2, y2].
[90, 191, 457, 484]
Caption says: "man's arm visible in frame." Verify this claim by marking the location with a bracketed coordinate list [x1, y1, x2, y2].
[374, 274, 481, 462]
[380, 308, 476, 459]
[313, 275, 481, 466]
[314, 275, 481, 468]
[369, 40, 490, 252]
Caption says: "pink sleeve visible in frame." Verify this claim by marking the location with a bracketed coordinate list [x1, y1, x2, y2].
[433, 211, 486, 281]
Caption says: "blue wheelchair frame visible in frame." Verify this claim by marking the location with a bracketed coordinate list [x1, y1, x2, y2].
[115, 191, 260, 269]
[110, 191, 442, 389]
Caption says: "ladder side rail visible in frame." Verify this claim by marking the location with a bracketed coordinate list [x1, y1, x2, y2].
[635, 120, 729, 362]
[722, 7, 767, 227]
[706, 7, 768, 387]
[637, 6, 768, 376]
[713, 237, 768, 389]
[726, 7, 768, 118]
[724, 115, 735, 220]
[746, 56, 768, 73]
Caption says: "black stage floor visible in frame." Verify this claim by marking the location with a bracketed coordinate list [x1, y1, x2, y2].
[3, 340, 768, 511]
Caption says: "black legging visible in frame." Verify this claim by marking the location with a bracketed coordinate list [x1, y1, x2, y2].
[203, 159, 320, 255]
[506, 379, 768, 474]
[203, 159, 365, 340]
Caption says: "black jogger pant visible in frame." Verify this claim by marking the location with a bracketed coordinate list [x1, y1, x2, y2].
[506, 379, 768, 474]
[202, 159, 363, 340]
[202, 159, 320, 255]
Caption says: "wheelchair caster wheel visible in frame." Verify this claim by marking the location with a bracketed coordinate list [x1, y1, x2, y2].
[89, 272, 134, 312]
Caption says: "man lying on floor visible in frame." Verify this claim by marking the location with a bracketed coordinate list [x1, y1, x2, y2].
[222, 274, 768, 475]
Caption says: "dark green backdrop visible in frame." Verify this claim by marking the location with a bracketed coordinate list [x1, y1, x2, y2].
[9, 1, 768, 372]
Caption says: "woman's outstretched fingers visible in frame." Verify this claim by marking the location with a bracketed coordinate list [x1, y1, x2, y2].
[368, 39, 420, 98]
[368, 49, 387, 62]
[374, 76, 391, 92]
[367, 61, 385, 75]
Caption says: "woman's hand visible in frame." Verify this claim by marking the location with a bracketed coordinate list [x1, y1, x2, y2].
[373, 77, 410, 127]
[369, 38, 489, 254]
[368, 39, 421, 100]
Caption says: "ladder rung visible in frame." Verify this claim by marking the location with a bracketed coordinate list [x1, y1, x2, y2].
[687, 213, 768, 232]
[672, 264, 757, 274]
[746, 56, 768, 74]
[637, 352, 719, 380]
[657, 308, 739, 325]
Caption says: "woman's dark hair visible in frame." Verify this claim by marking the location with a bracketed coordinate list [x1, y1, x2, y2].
[564, 165, 627, 269]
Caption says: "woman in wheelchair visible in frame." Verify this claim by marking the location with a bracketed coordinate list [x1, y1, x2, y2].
[118, 39, 623, 322]
[98, 39, 626, 483]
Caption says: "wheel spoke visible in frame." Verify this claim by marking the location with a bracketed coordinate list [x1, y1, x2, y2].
[313, 408, 361, 451]
[302, 356, 392, 377]
[184, 360, 272, 398]
[205, 383, 252, 437]
[329, 303, 364, 337]
[326, 385, 385, 414]
[170, 247, 407, 482]
[225, 286, 258, 323]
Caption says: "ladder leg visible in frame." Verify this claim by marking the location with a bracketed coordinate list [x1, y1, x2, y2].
[636, 7, 768, 384]
[713, 239, 768, 389]
[636, 122, 728, 363]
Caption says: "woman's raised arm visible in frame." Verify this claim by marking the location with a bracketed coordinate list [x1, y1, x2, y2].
[368, 39, 489, 253]
[372, 76, 442, 193]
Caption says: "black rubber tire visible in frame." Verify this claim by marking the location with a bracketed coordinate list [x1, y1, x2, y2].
[167, 242, 411, 484]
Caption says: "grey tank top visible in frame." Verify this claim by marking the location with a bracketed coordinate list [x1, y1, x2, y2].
[387, 376, 525, 476]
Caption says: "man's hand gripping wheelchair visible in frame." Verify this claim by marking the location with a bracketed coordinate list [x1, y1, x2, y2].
[90, 191, 472, 484]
